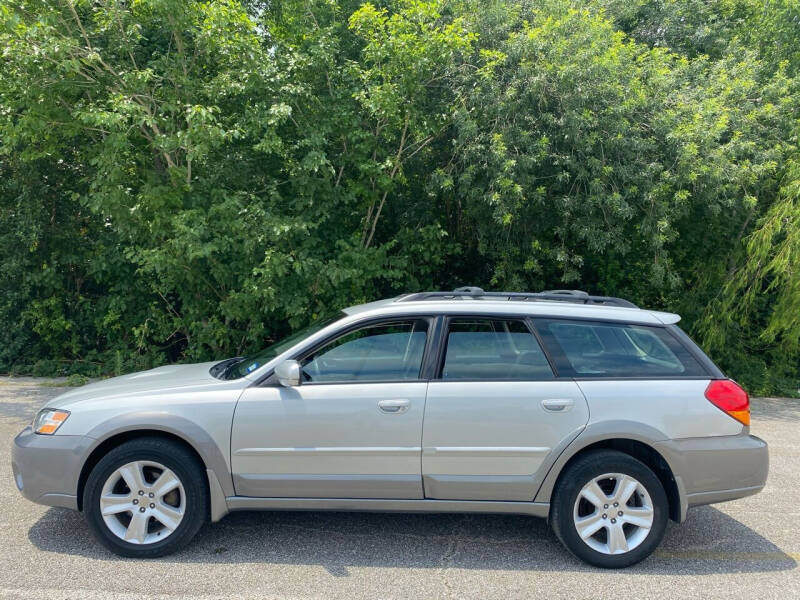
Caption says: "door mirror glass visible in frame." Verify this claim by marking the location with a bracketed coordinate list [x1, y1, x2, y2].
[274, 360, 301, 386]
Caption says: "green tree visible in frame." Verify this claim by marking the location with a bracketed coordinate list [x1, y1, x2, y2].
[0, 0, 797, 395]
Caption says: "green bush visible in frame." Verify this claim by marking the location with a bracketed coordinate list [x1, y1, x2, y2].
[66, 374, 90, 387]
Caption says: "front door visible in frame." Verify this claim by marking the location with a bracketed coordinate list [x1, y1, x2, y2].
[422, 317, 589, 501]
[231, 318, 430, 499]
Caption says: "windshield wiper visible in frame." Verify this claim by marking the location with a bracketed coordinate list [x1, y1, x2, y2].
[209, 357, 244, 379]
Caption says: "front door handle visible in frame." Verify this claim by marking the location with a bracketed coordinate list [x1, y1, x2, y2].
[378, 399, 410, 414]
[541, 398, 574, 412]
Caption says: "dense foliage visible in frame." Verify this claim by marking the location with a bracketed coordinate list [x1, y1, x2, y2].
[1, 0, 797, 395]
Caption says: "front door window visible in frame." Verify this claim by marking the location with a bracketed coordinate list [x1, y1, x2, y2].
[301, 320, 428, 383]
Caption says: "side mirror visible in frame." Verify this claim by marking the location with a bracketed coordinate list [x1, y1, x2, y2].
[274, 359, 301, 387]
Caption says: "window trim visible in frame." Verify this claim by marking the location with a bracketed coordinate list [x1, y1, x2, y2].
[432, 315, 557, 382]
[284, 315, 437, 386]
[530, 317, 714, 380]
[526, 317, 560, 377]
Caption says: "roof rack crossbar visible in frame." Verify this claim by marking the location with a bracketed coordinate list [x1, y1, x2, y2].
[397, 289, 638, 308]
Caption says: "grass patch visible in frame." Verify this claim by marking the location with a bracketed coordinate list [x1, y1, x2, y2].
[39, 374, 90, 388]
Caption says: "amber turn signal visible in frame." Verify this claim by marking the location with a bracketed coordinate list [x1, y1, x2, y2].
[32, 409, 70, 435]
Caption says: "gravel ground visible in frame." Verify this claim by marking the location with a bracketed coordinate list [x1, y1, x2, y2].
[1, 376, 798, 599]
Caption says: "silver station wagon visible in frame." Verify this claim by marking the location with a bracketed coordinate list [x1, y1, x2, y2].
[12, 288, 768, 567]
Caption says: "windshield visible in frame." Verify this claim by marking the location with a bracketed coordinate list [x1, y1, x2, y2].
[222, 312, 345, 379]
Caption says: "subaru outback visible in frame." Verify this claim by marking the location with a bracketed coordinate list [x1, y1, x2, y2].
[12, 288, 768, 568]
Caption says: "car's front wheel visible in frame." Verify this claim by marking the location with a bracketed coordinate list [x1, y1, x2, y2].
[551, 449, 668, 568]
[83, 437, 208, 558]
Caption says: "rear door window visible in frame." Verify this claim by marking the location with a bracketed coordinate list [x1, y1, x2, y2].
[534, 319, 706, 377]
[440, 318, 554, 380]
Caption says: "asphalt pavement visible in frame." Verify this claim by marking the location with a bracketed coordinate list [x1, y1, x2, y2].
[1, 376, 798, 599]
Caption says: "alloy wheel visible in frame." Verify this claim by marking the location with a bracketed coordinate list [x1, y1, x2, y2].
[99, 460, 186, 545]
[572, 472, 654, 555]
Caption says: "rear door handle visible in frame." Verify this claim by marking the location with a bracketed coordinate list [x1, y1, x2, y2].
[541, 398, 574, 412]
[378, 399, 410, 414]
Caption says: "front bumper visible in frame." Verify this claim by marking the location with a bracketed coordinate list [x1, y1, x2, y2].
[11, 427, 94, 510]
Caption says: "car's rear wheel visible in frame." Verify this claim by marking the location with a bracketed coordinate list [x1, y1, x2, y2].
[551, 449, 668, 568]
[83, 437, 208, 558]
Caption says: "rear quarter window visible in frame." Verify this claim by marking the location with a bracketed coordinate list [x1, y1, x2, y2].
[534, 318, 708, 378]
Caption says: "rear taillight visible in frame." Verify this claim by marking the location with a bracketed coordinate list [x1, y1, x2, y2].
[705, 379, 750, 426]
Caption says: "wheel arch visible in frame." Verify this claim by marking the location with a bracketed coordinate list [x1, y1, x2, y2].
[535, 423, 687, 523]
[77, 415, 233, 520]
[78, 429, 194, 510]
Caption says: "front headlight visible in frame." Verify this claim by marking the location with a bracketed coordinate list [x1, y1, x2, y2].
[32, 408, 70, 435]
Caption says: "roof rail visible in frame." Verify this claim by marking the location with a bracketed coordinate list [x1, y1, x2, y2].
[396, 288, 638, 308]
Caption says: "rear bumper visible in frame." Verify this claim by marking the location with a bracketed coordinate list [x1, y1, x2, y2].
[655, 433, 768, 518]
[11, 427, 94, 511]
[685, 484, 765, 506]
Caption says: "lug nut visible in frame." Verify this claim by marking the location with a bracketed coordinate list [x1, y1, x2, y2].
[613, 502, 618, 507]
[132, 499, 138, 505]
[602, 514, 607, 519]
[149, 492, 154, 498]
[149, 503, 155, 508]
[611, 518, 617, 524]
[139, 507, 145, 513]
[603, 504, 608, 509]
[138, 490, 144, 496]
[618, 511, 623, 516]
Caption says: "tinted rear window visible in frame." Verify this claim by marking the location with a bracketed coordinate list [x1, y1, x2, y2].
[534, 319, 707, 378]
[440, 318, 554, 380]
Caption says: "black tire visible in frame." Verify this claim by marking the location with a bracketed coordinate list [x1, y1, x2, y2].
[83, 437, 208, 558]
[551, 449, 668, 568]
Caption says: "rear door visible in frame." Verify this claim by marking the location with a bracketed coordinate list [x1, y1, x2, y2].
[421, 316, 589, 501]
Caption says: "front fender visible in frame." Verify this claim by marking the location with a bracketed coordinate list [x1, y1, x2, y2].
[82, 411, 235, 498]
